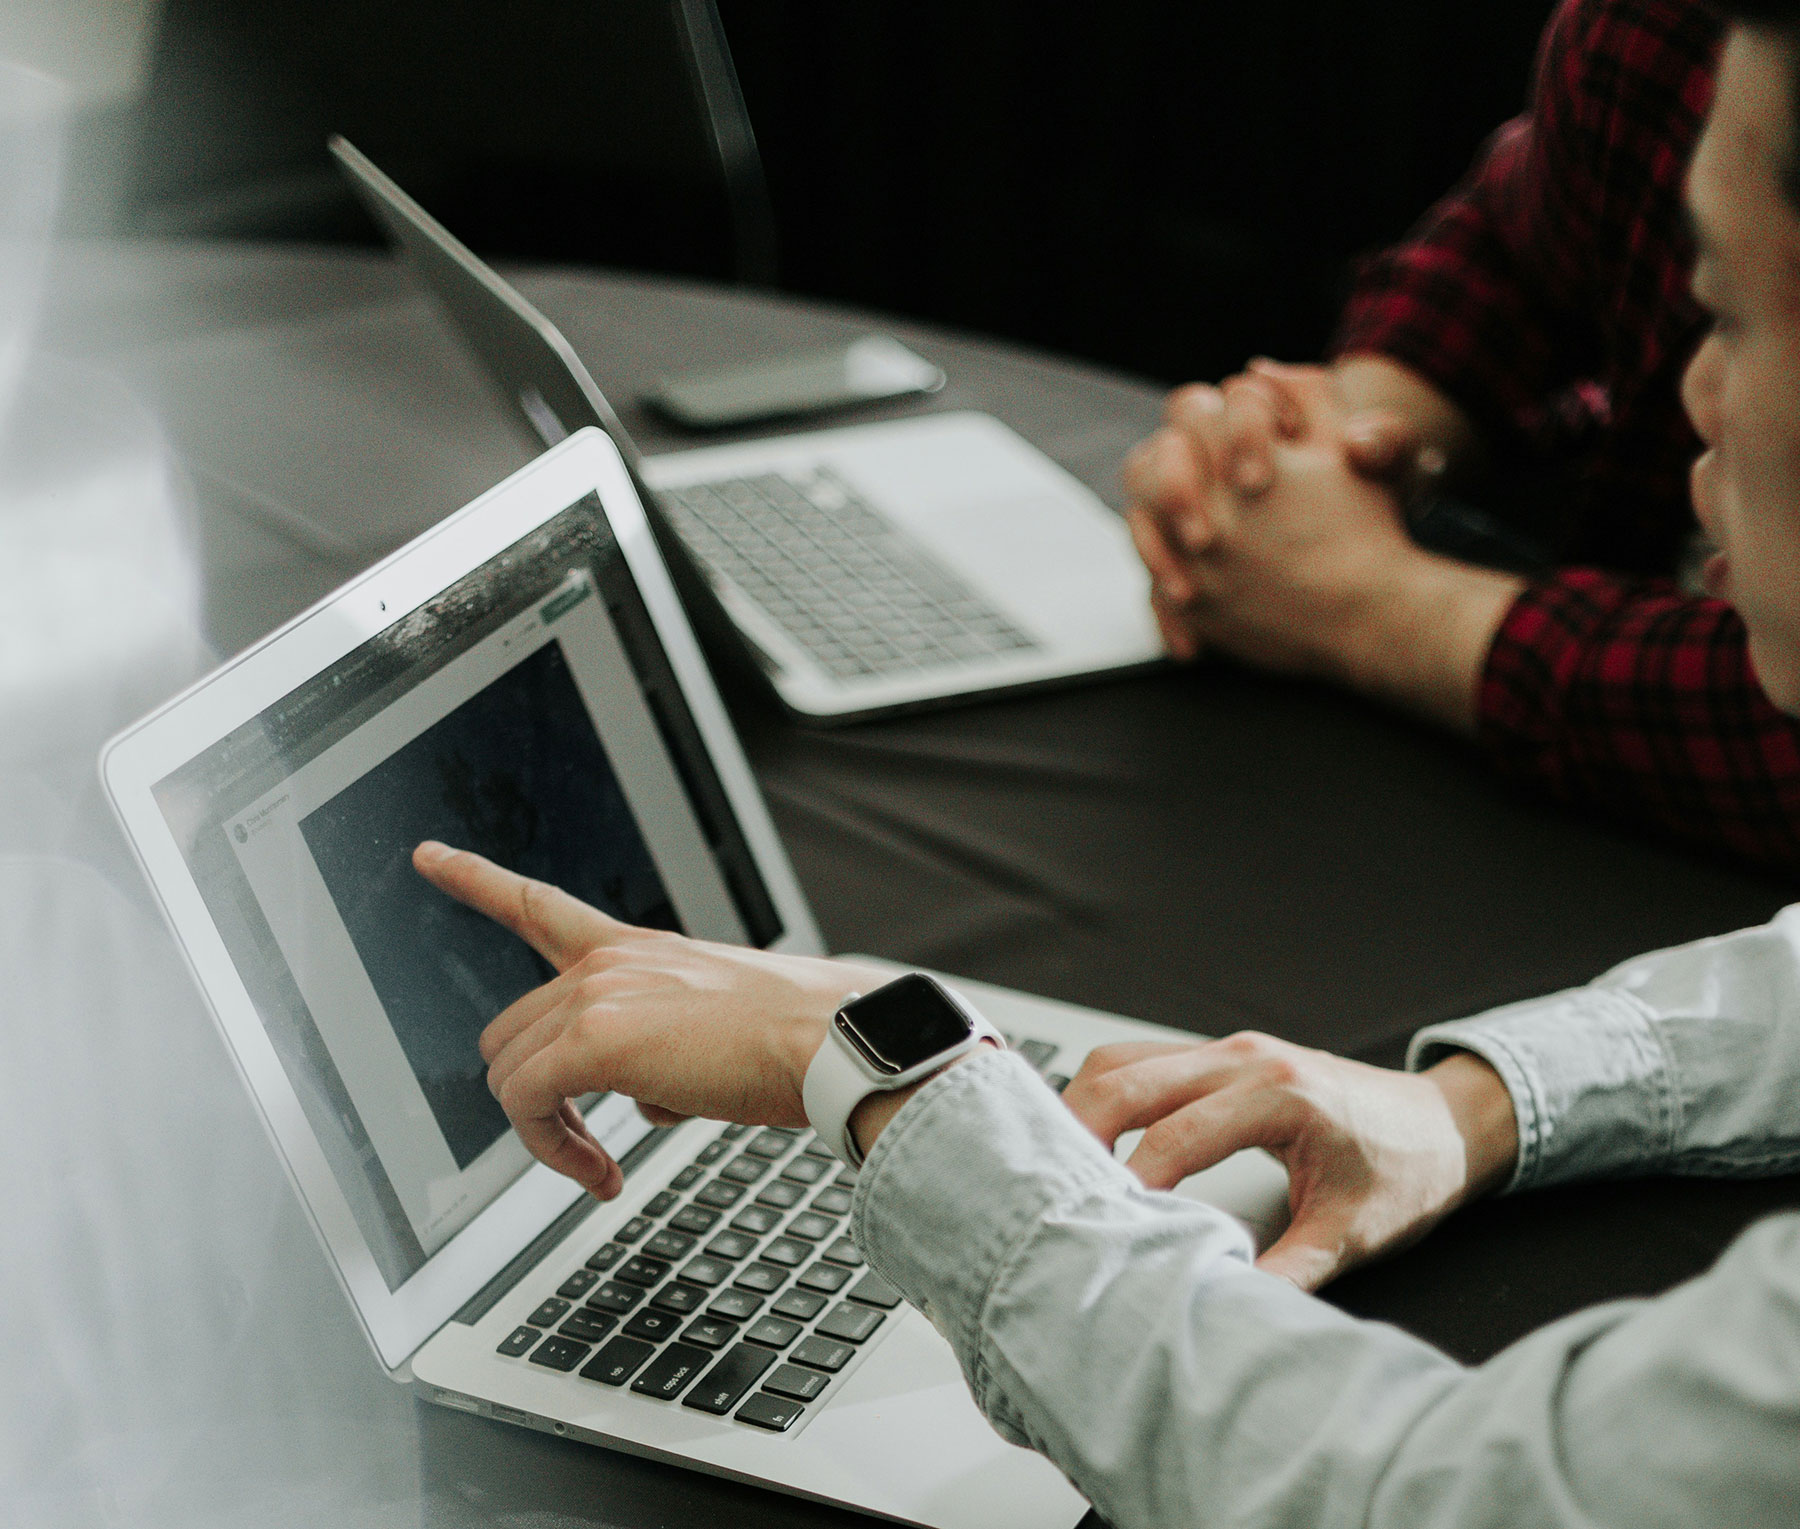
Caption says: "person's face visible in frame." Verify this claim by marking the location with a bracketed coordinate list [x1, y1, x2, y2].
[1682, 27, 1800, 715]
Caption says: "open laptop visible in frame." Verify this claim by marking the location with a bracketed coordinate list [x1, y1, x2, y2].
[101, 430, 1285, 1529]
[328, 136, 1163, 725]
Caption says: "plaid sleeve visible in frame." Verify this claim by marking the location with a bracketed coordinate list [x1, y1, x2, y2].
[1480, 572, 1800, 871]
[1332, 0, 1717, 454]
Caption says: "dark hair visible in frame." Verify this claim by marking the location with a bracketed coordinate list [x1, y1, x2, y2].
[1712, 0, 1800, 205]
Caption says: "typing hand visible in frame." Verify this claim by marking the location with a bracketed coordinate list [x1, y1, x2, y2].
[1121, 360, 1430, 662]
[1060, 1033, 1518, 1290]
[412, 841, 888, 1200]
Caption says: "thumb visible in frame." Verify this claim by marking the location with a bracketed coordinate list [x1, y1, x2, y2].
[413, 840, 627, 972]
[1341, 410, 1424, 480]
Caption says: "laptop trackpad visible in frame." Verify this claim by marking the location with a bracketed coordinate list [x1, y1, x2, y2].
[1113, 1137, 1293, 1251]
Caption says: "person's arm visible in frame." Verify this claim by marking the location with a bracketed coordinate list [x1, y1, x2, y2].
[1060, 900, 1800, 1291]
[415, 844, 1800, 1527]
[1122, 428, 1525, 733]
[1478, 570, 1800, 870]
[854, 1051, 1800, 1529]
[1409, 903, 1800, 1190]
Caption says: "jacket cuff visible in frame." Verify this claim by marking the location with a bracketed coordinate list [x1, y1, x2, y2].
[1408, 988, 1677, 1192]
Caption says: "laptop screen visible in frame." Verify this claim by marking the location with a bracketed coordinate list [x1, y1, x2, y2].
[150, 494, 782, 1290]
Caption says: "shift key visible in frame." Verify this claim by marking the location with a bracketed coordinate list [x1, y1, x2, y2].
[682, 1342, 777, 1415]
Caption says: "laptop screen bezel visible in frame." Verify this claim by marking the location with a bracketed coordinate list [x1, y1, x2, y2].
[100, 429, 825, 1373]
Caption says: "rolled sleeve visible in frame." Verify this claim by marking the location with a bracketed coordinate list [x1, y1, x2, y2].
[1408, 988, 1676, 1192]
[1410, 906, 1800, 1191]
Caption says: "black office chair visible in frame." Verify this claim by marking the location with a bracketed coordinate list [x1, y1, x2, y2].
[123, 0, 777, 285]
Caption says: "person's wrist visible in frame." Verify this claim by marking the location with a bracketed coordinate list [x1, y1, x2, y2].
[782, 964, 889, 1121]
[1332, 547, 1524, 734]
[847, 1040, 999, 1160]
[1423, 1051, 1519, 1202]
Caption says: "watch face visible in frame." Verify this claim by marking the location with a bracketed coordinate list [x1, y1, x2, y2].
[838, 974, 973, 1075]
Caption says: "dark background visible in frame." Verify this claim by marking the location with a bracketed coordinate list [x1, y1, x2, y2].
[102, 0, 1559, 386]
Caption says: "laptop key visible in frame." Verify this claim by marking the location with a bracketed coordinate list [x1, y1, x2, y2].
[729, 1206, 782, 1236]
[643, 1229, 696, 1261]
[721, 1123, 750, 1140]
[681, 1316, 738, 1350]
[810, 1187, 853, 1216]
[560, 1311, 618, 1345]
[650, 1282, 706, 1315]
[631, 1341, 712, 1401]
[791, 1335, 855, 1373]
[695, 1179, 746, 1209]
[643, 1190, 680, 1218]
[705, 1230, 759, 1261]
[1015, 1037, 1059, 1071]
[802, 1137, 836, 1160]
[588, 1281, 645, 1315]
[696, 1140, 729, 1165]
[615, 1215, 653, 1244]
[760, 1236, 810, 1268]
[585, 1241, 627, 1272]
[764, 1362, 830, 1402]
[669, 1204, 720, 1235]
[528, 1336, 590, 1372]
[677, 1255, 732, 1288]
[670, 1165, 704, 1191]
[744, 1316, 803, 1349]
[683, 1342, 777, 1415]
[847, 1273, 903, 1309]
[615, 1255, 671, 1286]
[556, 1268, 600, 1300]
[496, 1325, 540, 1357]
[816, 1303, 885, 1344]
[1046, 1073, 1072, 1094]
[796, 1262, 851, 1294]
[720, 1155, 771, 1184]
[780, 1156, 830, 1186]
[733, 1262, 789, 1295]
[785, 1212, 835, 1242]
[581, 1336, 656, 1387]
[623, 1308, 683, 1343]
[735, 1392, 806, 1432]
[527, 1298, 571, 1327]
[707, 1288, 764, 1322]
[755, 1179, 804, 1209]
[822, 1238, 865, 1268]
[771, 1287, 828, 1322]
[744, 1130, 794, 1160]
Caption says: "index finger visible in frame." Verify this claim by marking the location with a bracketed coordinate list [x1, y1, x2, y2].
[413, 841, 626, 972]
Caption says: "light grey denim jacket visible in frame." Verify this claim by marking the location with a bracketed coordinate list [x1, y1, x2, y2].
[851, 908, 1800, 1528]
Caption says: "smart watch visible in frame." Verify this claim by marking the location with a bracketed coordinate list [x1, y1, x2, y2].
[803, 973, 1004, 1167]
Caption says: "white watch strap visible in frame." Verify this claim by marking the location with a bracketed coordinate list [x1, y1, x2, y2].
[802, 1010, 881, 1168]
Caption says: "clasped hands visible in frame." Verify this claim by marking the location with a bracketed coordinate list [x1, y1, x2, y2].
[1121, 358, 1435, 677]
[415, 838, 1517, 1294]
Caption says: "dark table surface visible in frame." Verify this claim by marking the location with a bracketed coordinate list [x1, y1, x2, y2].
[30, 238, 1800, 1527]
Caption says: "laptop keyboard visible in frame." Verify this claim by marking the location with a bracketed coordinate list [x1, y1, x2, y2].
[656, 469, 1041, 682]
[492, 1030, 1070, 1433]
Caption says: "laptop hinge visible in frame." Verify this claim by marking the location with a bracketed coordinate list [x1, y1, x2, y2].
[449, 1125, 676, 1326]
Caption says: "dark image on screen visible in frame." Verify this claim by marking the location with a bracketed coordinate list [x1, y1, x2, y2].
[300, 637, 680, 1171]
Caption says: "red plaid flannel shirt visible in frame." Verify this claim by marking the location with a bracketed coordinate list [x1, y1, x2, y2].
[1335, 0, 1800, 874]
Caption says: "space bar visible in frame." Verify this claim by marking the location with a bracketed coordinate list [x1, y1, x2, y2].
[682, 1342, 776, 1414]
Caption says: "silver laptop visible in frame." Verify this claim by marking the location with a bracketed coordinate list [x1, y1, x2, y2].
[328, 136, 1162, 724]
[101, 430, 1284, 1529]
